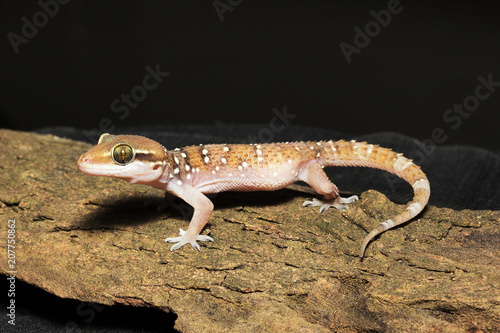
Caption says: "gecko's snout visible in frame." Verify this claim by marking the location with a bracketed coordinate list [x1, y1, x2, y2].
[77, 152, 96, 175]
[77, 153, 88, 167]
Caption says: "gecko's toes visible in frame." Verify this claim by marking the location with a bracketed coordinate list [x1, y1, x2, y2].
[339, 195, 359, 204]
[303, 195, 359, 213]
[165, 228, 214, 251]
[303, 198, 323, 207]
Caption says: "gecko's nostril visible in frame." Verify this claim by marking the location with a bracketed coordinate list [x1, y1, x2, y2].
[77, 155, 89, 165]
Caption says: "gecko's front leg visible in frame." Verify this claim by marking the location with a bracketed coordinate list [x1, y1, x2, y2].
[164, 184, 214, 251]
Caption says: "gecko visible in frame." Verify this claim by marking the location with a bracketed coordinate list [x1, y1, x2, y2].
[77, 133, 430, 257]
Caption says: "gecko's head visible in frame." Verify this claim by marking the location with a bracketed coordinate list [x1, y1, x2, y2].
[77, 133, 167, 184]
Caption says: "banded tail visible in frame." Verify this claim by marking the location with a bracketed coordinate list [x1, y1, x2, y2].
[317, 140, 431, 257]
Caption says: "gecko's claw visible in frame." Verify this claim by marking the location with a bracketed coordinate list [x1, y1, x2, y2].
[165, 228, 214, 251]
[303, 195, 359, 212]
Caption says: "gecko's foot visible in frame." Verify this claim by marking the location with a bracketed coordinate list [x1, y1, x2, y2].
[303, 195, 359, 213]
[165, 228, 214, 251]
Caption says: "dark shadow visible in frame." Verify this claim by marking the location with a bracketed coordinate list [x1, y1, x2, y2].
[75, 188, 309, 230]
[0, 277, 177, 333]
[75, 195, 173, 229]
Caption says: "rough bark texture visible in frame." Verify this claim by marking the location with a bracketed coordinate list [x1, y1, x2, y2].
[1, 129, 499, 332]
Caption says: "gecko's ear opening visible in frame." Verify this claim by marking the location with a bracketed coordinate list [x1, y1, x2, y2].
[98, 133, 118, 144]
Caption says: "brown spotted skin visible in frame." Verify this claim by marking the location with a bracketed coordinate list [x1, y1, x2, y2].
[78, 135, 430, 256]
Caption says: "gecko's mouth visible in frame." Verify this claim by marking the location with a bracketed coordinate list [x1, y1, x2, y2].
[78, 165, 133, 180]
[77, 156, 118, 176]
[77, 156, 154, 179]
[78, 164, 114, 176]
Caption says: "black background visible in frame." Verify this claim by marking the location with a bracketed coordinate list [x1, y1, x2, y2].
[1, 1, 499, 332]
[1, 0, 499, 151]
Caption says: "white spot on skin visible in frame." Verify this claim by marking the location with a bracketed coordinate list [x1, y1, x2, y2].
[204, 156, 210, 163]
[215, 166, 220, 171]
[185, 165, 190, 171]
[196, 167, 200, 173]
[221, 157, 227, 164]
[174, 156, 179, 164]
[242, 161, 248, 168]
[400, 160, 413, 171]
[381, 219, 395, 230]
[256, 149, 262, 155]
[366, 144, 374, 157]
[177, 180, 182, 185]
[394, 156, 413, 173]
[273, 172, 278, 177]
[407, 202, 423, 215]
[212, 170, 216, 174]
[202, 149, 208, 155]
[174, 168, 179, 174]
[316, 152, 320, 157]
[228, 173, 233, 177]
[295, 146, 300, 151]
[350, 140, 359, 152]
[329, 141, 336, 152]
[223, 146, 229, 152]
[237, 165, 243, 171]
[288, 159, 292, 164]
[413, 179, 430, 191]
[181, 152, 187, 158]
[257, 157, 264, 162]
[186, 173, 191, 180]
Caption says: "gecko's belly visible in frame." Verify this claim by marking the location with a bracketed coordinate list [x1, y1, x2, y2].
[193, 175, 299, 194]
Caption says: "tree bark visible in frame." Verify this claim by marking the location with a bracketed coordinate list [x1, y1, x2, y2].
[1, 129, 498, 332]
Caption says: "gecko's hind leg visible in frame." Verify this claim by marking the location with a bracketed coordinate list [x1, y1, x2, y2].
[299, 160, 359, 213]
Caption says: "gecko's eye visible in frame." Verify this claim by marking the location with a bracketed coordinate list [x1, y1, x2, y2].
[111, 143, 135, 165]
